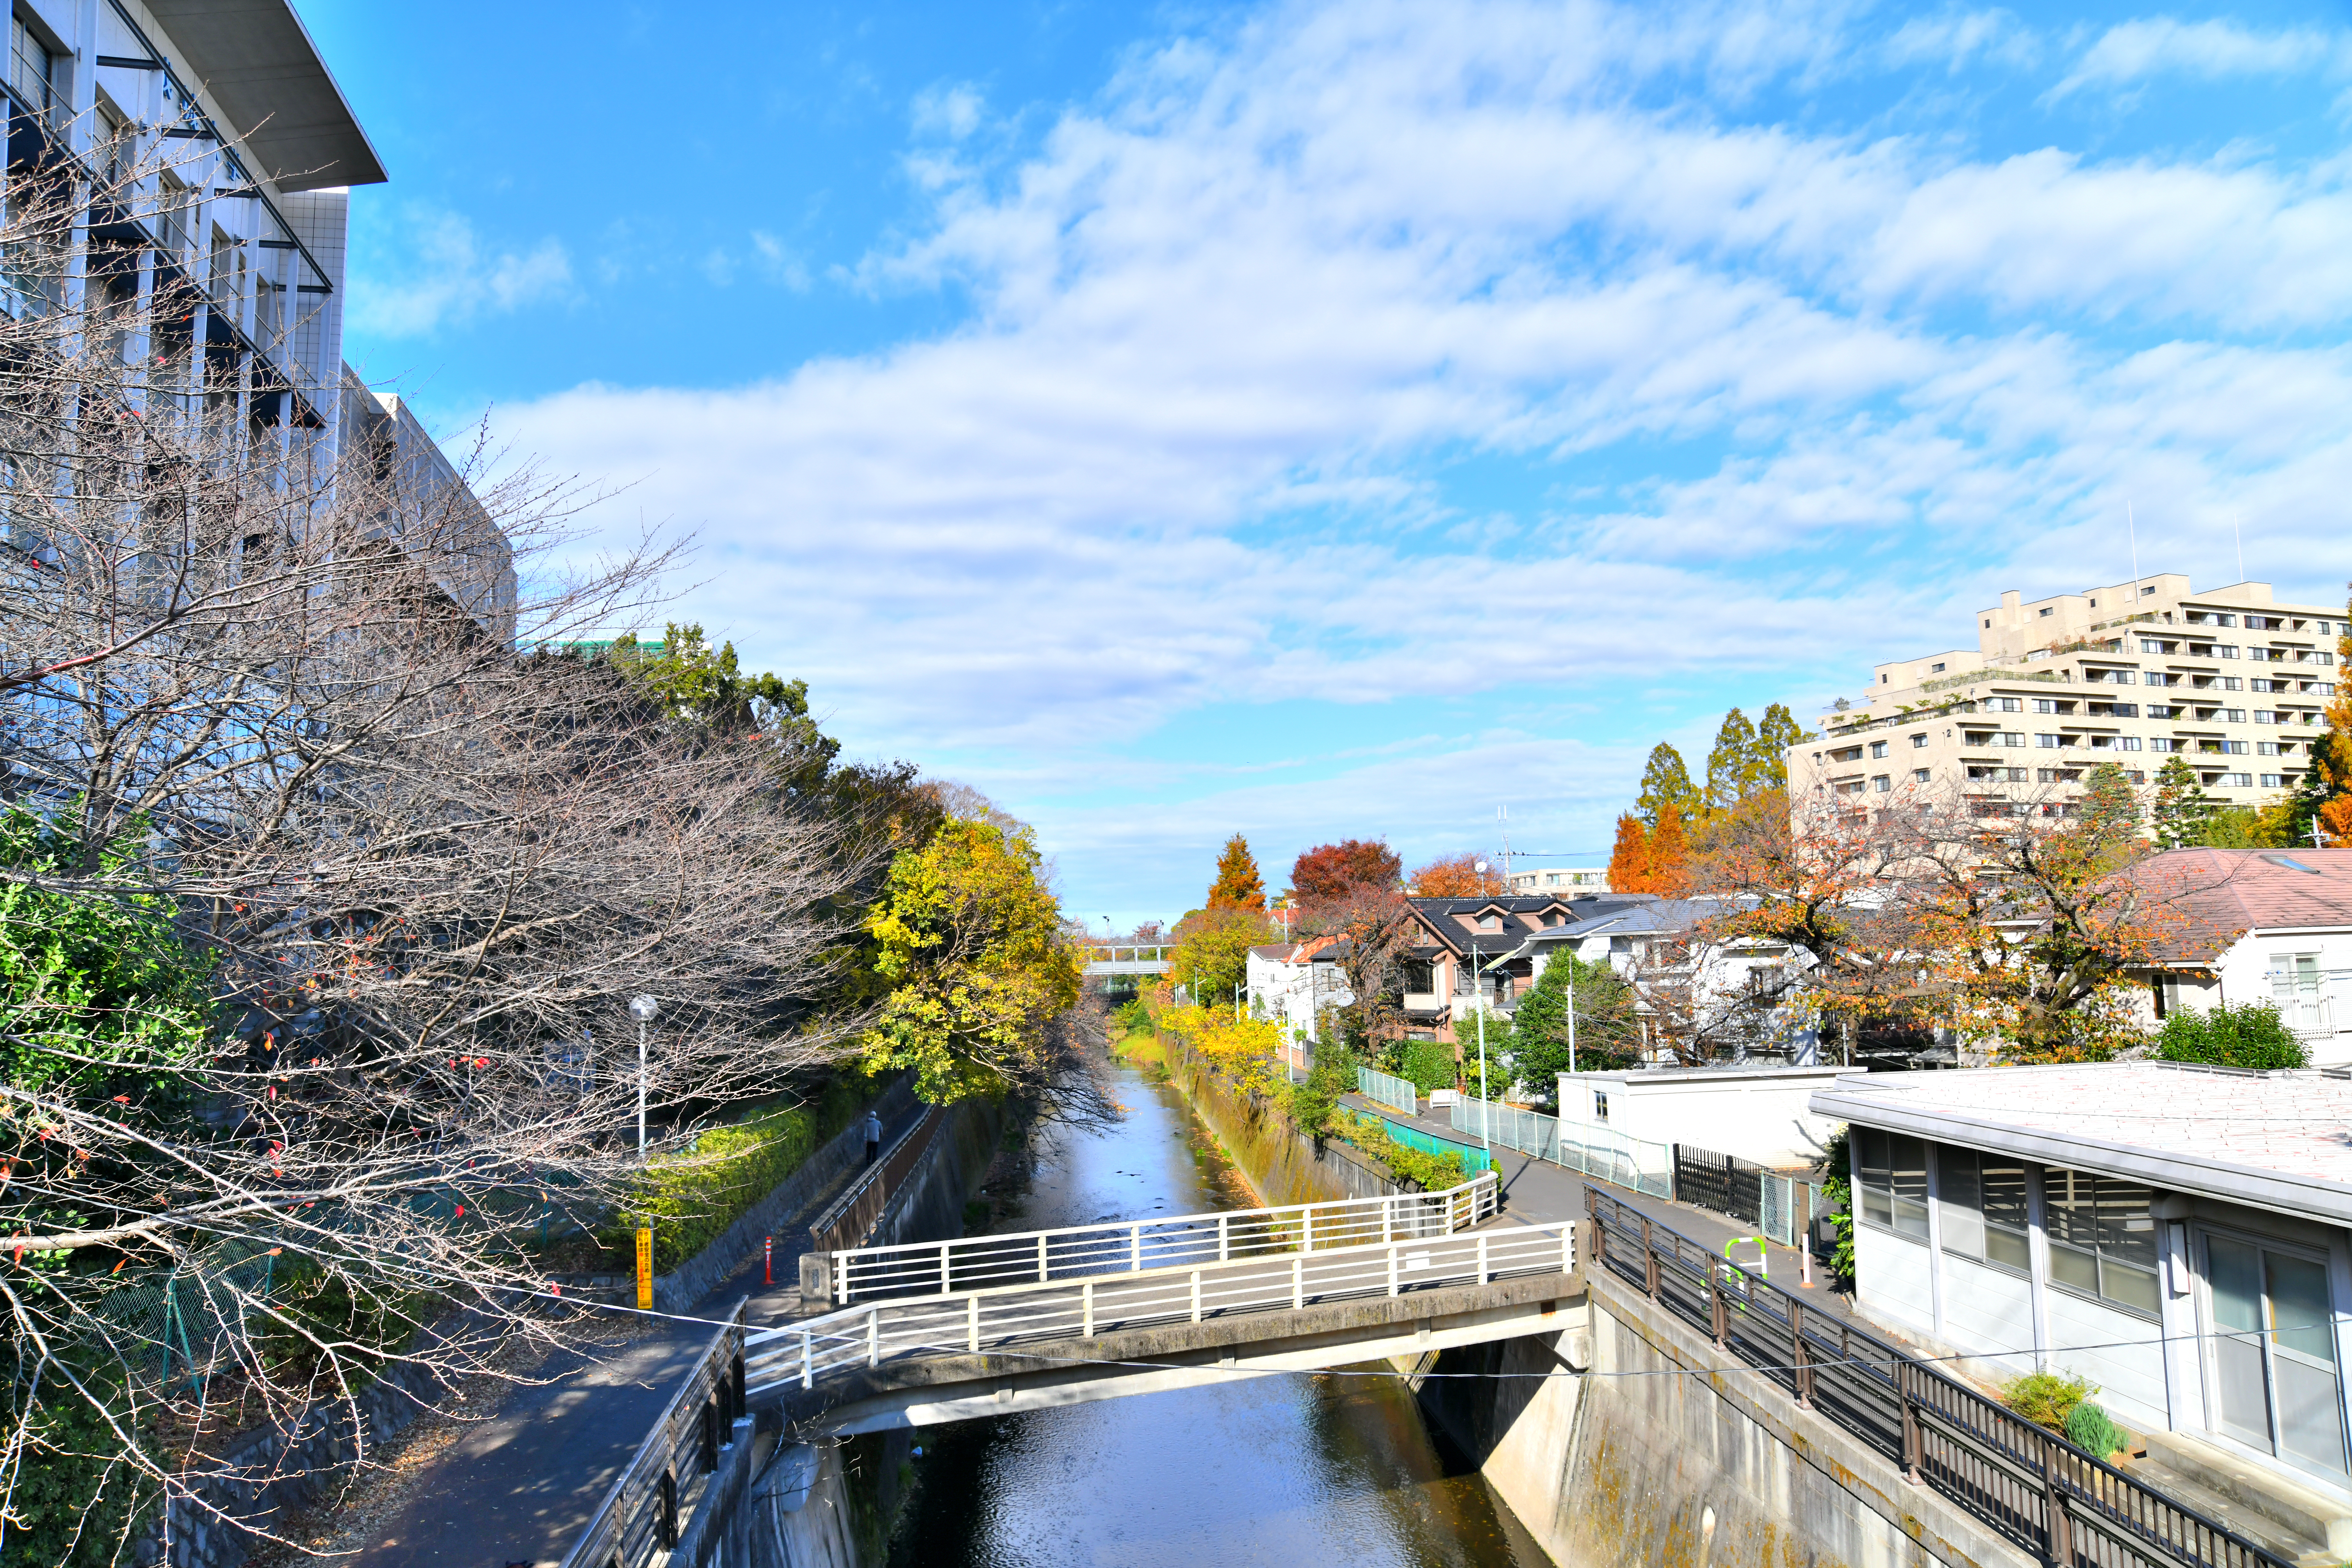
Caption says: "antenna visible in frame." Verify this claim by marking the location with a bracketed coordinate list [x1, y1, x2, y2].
[1498, 805, 1511, 887]
[2127, 502, 2140, 600]
[2234, 517, 2246, 585]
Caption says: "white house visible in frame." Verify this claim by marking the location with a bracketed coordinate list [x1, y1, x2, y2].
[1559, 1064, 1843, 1169]
[1245, 938, 1347, 1073]
[1814, 1062, 2352, 1552]
[2124, 848, 2352, 1067]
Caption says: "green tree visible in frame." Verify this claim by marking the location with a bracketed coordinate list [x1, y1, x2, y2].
[1636, 743, 1701, 826]
[1704, 708, 1759, 812]
[1168, 907, 1271, 1008]
[2155, 1000, 2309, 1070]
[1207, 833, 1268, 912]
[1508, 953, 1639, 1089]
[609, 623, 840, 786]
[1751, 704, 1809, 793]
[861, 817, 1082, 1102]
[2079, 762, 2143, 846]
[2150, 756, 2212, 849]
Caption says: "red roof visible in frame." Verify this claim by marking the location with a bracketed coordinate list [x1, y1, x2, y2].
[2128, 847, 2352, 962]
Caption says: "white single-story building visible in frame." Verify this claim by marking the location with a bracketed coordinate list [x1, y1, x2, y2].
[1813, 1061, 2352, 1532]
[2124, 848, 2352, 1067]
[1561, 1064, 1844, 1169]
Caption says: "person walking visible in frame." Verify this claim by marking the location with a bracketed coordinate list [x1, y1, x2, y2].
[863, 1108, 883, 1168]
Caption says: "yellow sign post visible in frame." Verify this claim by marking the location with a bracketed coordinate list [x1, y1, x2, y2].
[635, 1225, 653, 1310]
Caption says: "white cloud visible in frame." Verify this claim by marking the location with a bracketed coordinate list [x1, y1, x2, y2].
[350, 209, 574, 338]
[482, 0, 2352, 909]
[2056, 18, 2348, 96]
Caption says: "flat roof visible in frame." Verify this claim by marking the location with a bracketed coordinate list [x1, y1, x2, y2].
[1811, 1063, 2352, 1226]
[1566, 1065, 1847, 1085]
[147, 0, 387, 191]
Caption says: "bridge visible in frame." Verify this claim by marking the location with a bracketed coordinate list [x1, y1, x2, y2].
[1080, 943, 1173, 976]
[560, 1175, 1584, 1568]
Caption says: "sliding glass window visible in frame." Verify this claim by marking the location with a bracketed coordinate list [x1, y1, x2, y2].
[1938, 1146, 2030, 1273]
[1854, 1126, 1928, 1240]
[2045, 1167, 2159, 1317]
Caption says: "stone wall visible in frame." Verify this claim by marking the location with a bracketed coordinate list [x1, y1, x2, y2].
[1418, 1266, 2036, 1568]
[1158, 1032, 1408, 1207]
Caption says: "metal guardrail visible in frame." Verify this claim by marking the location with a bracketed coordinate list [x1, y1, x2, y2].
[559, 1300, 748, 1568]
[1356, 1064, 1419, 1115]
[749, 1191, 1563, 1405]
[825, 1171, 1497, 1304]
[806, 1104, 943, 1258]
[1467, 1097, 1676, 1198]
[1584, 1190, 2291, 1568]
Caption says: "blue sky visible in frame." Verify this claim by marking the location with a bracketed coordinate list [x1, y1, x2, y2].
[305, 0, 2352, 929]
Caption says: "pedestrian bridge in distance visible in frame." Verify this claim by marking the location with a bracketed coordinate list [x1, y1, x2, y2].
[1080, 943, 1174, 976]
[745, 1174, 1584, 1435]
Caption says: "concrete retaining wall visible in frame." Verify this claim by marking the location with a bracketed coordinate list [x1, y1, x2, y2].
[1159, 1035, 1408, 1206]
[1419, 1267, 2036, 1568]
[866, 1094, 1005, 1254]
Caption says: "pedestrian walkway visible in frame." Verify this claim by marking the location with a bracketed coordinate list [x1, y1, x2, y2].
[354, 1096, 932, 1568]
[1339, 1091, 1865, 1331]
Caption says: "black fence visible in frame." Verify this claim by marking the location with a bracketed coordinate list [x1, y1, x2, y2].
[1584, 1190, 2289, 1568]
[1672, 1144, 1766, 1226]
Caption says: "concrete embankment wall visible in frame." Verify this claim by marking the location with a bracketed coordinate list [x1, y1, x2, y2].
[1419, 1267, 2035, 1568]
[1158, 1032, 1407, 1206]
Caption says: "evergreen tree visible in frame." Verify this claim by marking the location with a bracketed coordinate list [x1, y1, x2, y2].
[1636, 743, 1701, 826]
[1704, 708, 1759, 812]
[1606, 813, 1650, 893]
[2079, 761, 2143, 846]
[2150, 756, 2212, 849]
[1207, 833, 1268, 912]
[1750, 703, 1809, 793]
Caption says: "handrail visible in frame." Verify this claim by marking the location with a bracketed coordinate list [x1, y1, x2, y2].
[748, 1192, 1550, 1406]
[1583, 1189, 2291, 1568]
[825, 1171, 1498, 1304]
[806, 1104, 942, 1258]
[558, 1298, 748, 1568]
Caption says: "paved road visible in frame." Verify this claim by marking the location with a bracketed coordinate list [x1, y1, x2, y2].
[355, 1097, 933, 1568]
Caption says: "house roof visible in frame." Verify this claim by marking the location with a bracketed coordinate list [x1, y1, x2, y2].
[2123, 848, 2352, 963]
[1810, 1061, 2352, 1225]
[1503, 896, 1749, 957]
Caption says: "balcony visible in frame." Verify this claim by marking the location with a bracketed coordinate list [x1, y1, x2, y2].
[1402, 991, 1440, 1015]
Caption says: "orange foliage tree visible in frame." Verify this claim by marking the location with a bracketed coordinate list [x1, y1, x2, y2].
[1606, 814, 1650, 891]
[1410, 852, 1498, 897]
[1208, 833, 1268, 912]
[2319, 584, 2352, 846]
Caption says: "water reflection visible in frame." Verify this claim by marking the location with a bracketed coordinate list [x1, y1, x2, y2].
[885, 1057, 1544, 1568]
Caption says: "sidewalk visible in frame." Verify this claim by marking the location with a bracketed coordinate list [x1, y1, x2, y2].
[354, 1095, 932, 1568]
[1340, 1092, 1863, 1328]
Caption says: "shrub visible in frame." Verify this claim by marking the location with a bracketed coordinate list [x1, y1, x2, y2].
[1113, 997, 1152, 1036]
[2065, 1399, 2130, 1460]
[607, 1079, 871, 1272]
[2005, 1370, 2098, 1431]
[1328, 1110, 1467, 1192]
[2155, 1000, 2309, 1071]
[1399, 1039, 1459, 1095]
[1819, 1124, 1854, 1291]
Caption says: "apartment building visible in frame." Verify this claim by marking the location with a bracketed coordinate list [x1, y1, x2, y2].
[340, 367, 519, 644]
[1504, 865, 1612, 895]
[1791, 574, 2343, 816]
[6, 0, 383, 457]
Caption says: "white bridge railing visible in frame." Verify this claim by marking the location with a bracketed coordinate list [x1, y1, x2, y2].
[822, 1173, 1499, 1305]
[746, 1201, 1573, 1405]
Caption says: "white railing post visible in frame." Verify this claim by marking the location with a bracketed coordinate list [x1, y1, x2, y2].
[1130, 1223, 1141, 1272]
[1477, 1232, 1489, 1286]
[940, 1244, 951, 1296]
[1389, 1243, 1399, 1298]
[968, 1293, 980, 1354]
[1083, 1279, 1095, 1337]
[1304, 1208, 1314, 1254]
[1190, 1269, 1201, 1323]
[1382, 1195, 1393, 1245]
[1218, 1214, 1230, 1263]
[867, 1307, 880, 1368]
[1037, 1233, 1048, 1283]
[1292, 1255, 1304, 1310]
[801, 1330, 812, 1390]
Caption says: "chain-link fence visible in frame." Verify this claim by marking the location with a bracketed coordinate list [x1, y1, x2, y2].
[93, 1245, 280, 1392]
[1451, 1094, 1674, 1198]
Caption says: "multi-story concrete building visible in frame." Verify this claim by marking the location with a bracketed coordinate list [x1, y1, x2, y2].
[340, 366, 518, 644]
[1790, 575, 2343, 816]
[1504, 865, 1612, 895]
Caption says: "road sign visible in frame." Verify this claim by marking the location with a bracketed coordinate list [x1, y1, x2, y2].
[635, 1225, 653, 1310]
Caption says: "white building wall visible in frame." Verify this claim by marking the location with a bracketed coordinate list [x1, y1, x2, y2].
[1557, 1068, 1844, 1167]
[1939, 1251, 2037, 1363]
[2214, 930, 2352, 1068]
[2043, 1288, 2170, 1435]
[1856, 1224, 1937, 1338]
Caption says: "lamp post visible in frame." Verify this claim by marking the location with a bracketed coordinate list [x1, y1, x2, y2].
[628, 994, 659, 1162]
[1472, 861, 1491, 1167]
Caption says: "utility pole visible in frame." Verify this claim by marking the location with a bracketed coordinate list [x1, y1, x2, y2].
[1472, 861, 1492, 1166]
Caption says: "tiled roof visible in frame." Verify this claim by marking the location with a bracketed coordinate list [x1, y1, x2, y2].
[1811, 1061, 2352, 1222]
[2126, 847, 2352, 963]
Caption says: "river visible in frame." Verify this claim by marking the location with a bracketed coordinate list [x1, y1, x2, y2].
[884, 1051, 1547, 1567]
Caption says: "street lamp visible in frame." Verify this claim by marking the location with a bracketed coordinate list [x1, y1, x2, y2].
[628, 994, 659, 1162]
[1472, 861, 1491, 1167]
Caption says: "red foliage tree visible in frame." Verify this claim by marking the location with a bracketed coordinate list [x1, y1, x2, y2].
[1408, 852, 1497, 898]
[1291, 838, 1403, 908]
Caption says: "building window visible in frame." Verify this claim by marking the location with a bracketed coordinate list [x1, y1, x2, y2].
[1854, 1127, 1928, 1239]
[2272, 952, 2330, 1032]
[2261, 773, 2286, 788]
[2036, 733, 2061, 748]
[2221, 772, 2253, 787]
[1911, 733, 1928, 748]
[1938, 1147, 2030, 1273]
[1870, 740, 1889, 758]
[1931, 662, 1946, 673]
[2044, 1167, 2159, 1317]
[2224, 739, 2248, 753]
[1914, 767, 1931, 782]
[1872, 774, 1891, 792]
[2034, 699, 2057, 713]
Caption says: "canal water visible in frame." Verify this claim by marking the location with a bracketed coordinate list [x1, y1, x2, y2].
[884, 1052, 1546, 1567]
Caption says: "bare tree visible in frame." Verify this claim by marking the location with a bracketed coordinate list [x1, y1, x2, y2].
[0, 134, 873, 1559]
